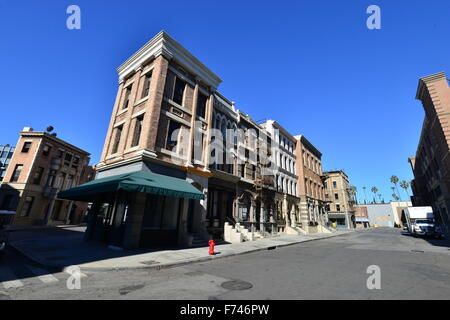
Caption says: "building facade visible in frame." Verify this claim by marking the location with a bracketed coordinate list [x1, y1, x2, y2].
[0, 128, 94, 226]
[0, 145, 15, 182]
[322, 170, 355, 229]
[65, 31, 331, 249]
[295, 135, 329, 232]
[410, 72, 450, 235]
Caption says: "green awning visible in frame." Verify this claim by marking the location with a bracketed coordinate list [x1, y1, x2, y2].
[58, 170, 204, 202]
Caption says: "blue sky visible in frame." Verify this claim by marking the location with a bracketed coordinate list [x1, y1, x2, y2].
[1, 0, 449, 203]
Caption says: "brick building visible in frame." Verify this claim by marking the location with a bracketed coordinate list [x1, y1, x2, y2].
[59, 31, 331, 249]
[410, 72, 450, 235]
[0, 128, 94, 226]
[295, 135, 329, 232]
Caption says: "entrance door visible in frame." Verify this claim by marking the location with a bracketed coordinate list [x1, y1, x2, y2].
[109, 203, 127, 247]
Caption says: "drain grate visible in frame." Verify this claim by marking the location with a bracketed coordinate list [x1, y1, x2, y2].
[221, 280, 253, 291]
[140, 260, 160, 265]
[119, 284, 145, 295]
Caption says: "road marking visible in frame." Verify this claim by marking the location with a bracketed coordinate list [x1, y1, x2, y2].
[27, 266, 59, 284]
[1, 279, 23, 289]
[64, 269, 87, 278]
[0, 266, 24, 289]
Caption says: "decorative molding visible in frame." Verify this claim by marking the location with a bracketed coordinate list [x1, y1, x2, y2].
[117, 31, 222, 89]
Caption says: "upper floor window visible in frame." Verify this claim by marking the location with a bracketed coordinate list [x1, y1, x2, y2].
[334, 193, 339, 200]
[332, 181, 337, 188]
[11, 164, 23, 182]
[122, 85, 132, 110]
[141, 72, 152, 98]
[336, 204, 341, 211]
[196, 93, 208, 119]
[42, 145, 52, 157]
[173, 77, 186, 106]
[20, 196, 34, 217]
[32, 167, 44, 185]
[166, 120, 181, 152]
[111, 125, 123, 154]
[21, 142, 32, 153]
[131, 115, 144, 147]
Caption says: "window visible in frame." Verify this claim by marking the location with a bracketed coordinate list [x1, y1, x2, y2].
[332, 181, 337, 188]
[21, 142, 32, 153]
[166, 120, 181, 151]
[65, 153, 73, 162]
[336, 204, 341, 211]
[11, 164, 23, 182]
[57, 150, 64, 158]
[334, 193, 339, 200]
[325, 193, 329, 198]
[196, 93, 207, 119]
[73, 156, 80, 164]
[32, 167, 44, 185]
[131, 115, 144, 147]
[42, 145, 52, 156]
[324, 182, 328, 189]
[111, 125, 123, 154]
[173, 77, 186, 105]
[141, 72, 152, 98]
[0, 194, 14, 210]
[122, 85, 132, 109]
[20, 196, 34, 217]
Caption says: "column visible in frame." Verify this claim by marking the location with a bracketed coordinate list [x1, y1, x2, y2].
[260, 205, 265, 234]
[122, 192, 146, 249]
[203, 90, 215, 170]
[186, 79, 200, 166]
[142, 54, 170, 153]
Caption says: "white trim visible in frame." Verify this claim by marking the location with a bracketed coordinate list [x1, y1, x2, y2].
[133, 96, 149, 107]
[131, 110, 146, 119]
[162, 110, 191, 127]
[164, 97, 193, 116]
[116, 108, 128, 117]
[124, 146, 140, 154]
[113, 120, 126, 128]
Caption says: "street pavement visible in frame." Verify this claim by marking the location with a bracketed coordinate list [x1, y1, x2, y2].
[2, 228, 450, 300]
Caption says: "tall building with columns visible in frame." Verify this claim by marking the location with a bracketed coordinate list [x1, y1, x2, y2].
[62, 31, 331, 249]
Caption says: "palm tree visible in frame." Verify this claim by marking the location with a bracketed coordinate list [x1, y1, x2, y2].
[377, 193, 382, 203]
[390, 175, 401, 200]
[362, 186, 367, 204]
[392, 193, 400, 201]
[371, 187, 378, 203]
[400, 180, 410, 200]
[349, 186, 358, 204]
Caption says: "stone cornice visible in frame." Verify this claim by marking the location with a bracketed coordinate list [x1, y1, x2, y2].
[416, 71, 446, 100]
[19, 131, 90, 156]
[117, 30, 222, 89]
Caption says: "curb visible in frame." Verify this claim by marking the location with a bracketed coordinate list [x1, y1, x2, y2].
[11, 231, 353, 272]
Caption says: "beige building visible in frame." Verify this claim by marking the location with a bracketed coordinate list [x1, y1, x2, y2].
[0, 128, 94, 226]
[322, 170, 355, 229]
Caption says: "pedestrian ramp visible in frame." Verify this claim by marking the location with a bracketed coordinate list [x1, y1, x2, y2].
[0, 264, 86, 290]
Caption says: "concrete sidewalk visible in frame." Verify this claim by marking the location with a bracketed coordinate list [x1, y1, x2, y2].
[9, 228, 353, 272]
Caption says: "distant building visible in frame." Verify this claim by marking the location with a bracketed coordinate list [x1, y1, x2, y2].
[354, 201, 411, 228]
[322, 170, 355, 229]
[0, 128, 94, 226]
[295, 135, 329, 233]
[354, 206, 369, 228]
[410, 72, 450, 235]
[0, 145, 15, 182]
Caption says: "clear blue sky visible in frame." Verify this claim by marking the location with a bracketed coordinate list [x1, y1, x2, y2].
[1, 0, 449, 203]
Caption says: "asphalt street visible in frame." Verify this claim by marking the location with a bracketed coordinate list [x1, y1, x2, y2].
[2, 228, 450, 300]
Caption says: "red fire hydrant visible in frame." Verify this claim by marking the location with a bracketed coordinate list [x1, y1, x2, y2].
[208, 240, 215, 255]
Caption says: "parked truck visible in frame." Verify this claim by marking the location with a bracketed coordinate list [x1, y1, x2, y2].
[402, 206, 443, 239]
